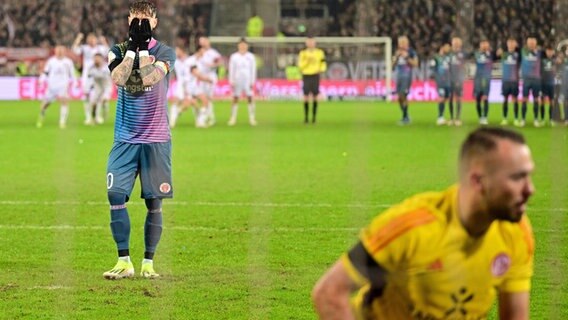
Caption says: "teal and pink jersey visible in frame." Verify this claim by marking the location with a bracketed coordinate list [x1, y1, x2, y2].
[520, 48, 542, 80]
[108, 39, 175, 144]
[501, 50, 520, 82]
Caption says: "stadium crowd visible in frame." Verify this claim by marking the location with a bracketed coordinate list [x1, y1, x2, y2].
[0, 0, 558, 77]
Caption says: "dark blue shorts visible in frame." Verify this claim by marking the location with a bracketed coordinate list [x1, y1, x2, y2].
[522, 79, 541, 98]
[450, 82, 463, 97]
[396, 77, 411, 96]
[502, 81, 519, 97]
[541, 83, 554, 98]
[474, 78, 490, 96]
[437, 85, 451, 99]
[106, 141, 173, 200]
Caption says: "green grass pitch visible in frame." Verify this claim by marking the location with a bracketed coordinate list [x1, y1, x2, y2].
[0, 99, 566, 319]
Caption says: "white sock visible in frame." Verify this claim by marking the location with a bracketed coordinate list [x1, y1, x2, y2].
[60, 104, 69, 125]
[103, 101, 110, 118]
[119, 256, 131, 263]
[248, 103, 256, 119]
[142, 258, 153, 264]
[84, 102, 92, 122]
[170, 104, 179, 126]
[208, 102, 215, 119]
[231, 104, 238, 119]
[95, 102, 103, 120]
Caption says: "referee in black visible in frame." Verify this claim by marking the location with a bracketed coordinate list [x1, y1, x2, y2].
[298, 36, 327, 123]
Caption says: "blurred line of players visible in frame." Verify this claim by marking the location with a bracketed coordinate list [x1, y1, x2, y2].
[35, 34, 257, 129]
[37, 33, 568, 129]
[396, 35, 568, 127]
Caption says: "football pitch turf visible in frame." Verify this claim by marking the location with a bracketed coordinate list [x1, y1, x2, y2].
[0, 100, 566, 319]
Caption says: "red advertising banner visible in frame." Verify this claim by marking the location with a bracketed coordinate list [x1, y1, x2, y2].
[2, 77, 506, 102]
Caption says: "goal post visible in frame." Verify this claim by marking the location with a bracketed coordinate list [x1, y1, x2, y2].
[209, 36, 392, 100]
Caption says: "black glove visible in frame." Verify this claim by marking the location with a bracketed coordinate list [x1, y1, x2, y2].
[127, 18, 140, 51]
[137, 19, 152, 51]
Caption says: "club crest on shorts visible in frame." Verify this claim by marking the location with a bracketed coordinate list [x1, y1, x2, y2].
[159, 182, 171, 194]
[491, 252, 511, 277]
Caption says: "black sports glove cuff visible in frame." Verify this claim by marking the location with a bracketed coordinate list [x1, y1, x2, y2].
[127, 41, 138, 52]
[138, 41, 149, 51]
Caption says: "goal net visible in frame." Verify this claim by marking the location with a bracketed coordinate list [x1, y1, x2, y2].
[209, 36, 392, 100]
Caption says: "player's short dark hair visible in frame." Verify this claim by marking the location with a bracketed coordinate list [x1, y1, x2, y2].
[239, 37, 248, 44]
[94, 53, 103, 58]
[459, 127, 526, 164]
[129, 1, 157, 17]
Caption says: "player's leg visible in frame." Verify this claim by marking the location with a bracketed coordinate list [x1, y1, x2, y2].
[481, 95, 489, 125]
[139, 142, 173, 278]
[454, 85, 463, 126]
[512, 83, 520, 125]
[204, 83, 216, 126]
[448, 89, 455, 125]
[82, 75, 93, 124]
[37, 95, 52, 128]
[303, 95, 310, 124]
[312, 76, 320, 124]
[103, 142, 139, 279]
[93, 90, 105, 124]
[58, 94, 69, 129]
[246, 85, 257, 126]
[141, 197, 162, 278]
[229, 85, 240, 126]
[474, 81, 483, 120]
[436, 87, 446, 125]
[501, 83, 510, 125]
[532, 82, 541, 127]
[302, 75, 310, 123]
[169, 98, 182, 128]
[196, 93, 210, 128]
[228, 95, 239, 126]
[520, 82, 529, 126]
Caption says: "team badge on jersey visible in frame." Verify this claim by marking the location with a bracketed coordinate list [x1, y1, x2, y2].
[491, 253, 511, 277]
[159, 182, 171, 194]
[125, 69, 145, 95]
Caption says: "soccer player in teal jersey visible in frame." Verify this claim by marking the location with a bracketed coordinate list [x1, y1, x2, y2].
[540, 46, 557, 126]
[560, 49, 568, 125]
[473, 40, 496, 125]
[449, 37, 467, 126]
[430, 43, 451, 125]
[519, 37, 542, 127]
[103, 1, 176, 280]
[392, 36, 418, 125]
[498, 38, 521, 125]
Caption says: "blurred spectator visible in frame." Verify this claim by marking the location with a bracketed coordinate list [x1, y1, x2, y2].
[247, 12, 264, 37]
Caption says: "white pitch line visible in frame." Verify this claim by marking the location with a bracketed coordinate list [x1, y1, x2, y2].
[29, 285, 71, 290]
[0, 224, 360, 233]
[0, 200, 390, 209]
[0, 200, 565, 212]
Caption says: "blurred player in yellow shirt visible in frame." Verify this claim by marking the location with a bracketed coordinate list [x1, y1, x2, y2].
[298, 36, 326, 124]
[313, 127, 535, 320]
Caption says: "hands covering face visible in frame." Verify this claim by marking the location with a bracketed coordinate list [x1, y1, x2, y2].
[128, 18, 152, 52]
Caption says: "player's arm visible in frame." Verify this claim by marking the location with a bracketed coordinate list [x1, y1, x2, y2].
[191, 66, 212, 83]
[408, 50, 419, 67]
[498, 291, 529, 320]
[312, 259, 358, 320]
[72, 33, 83, 55]
[298, 50, 308, 72]
[68, 60, 77, 87]
[313, 242, 388, 319]
[228, 55, 235, 85]
[319, 50, 327, 73]
[139, 55, 170, 87]
[497, 217, 533, 320]
[39, 60, 50, 84]
[392, 50, 400, 69]
[109, 50, 134, 87]
[251, 54, 257, 85]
